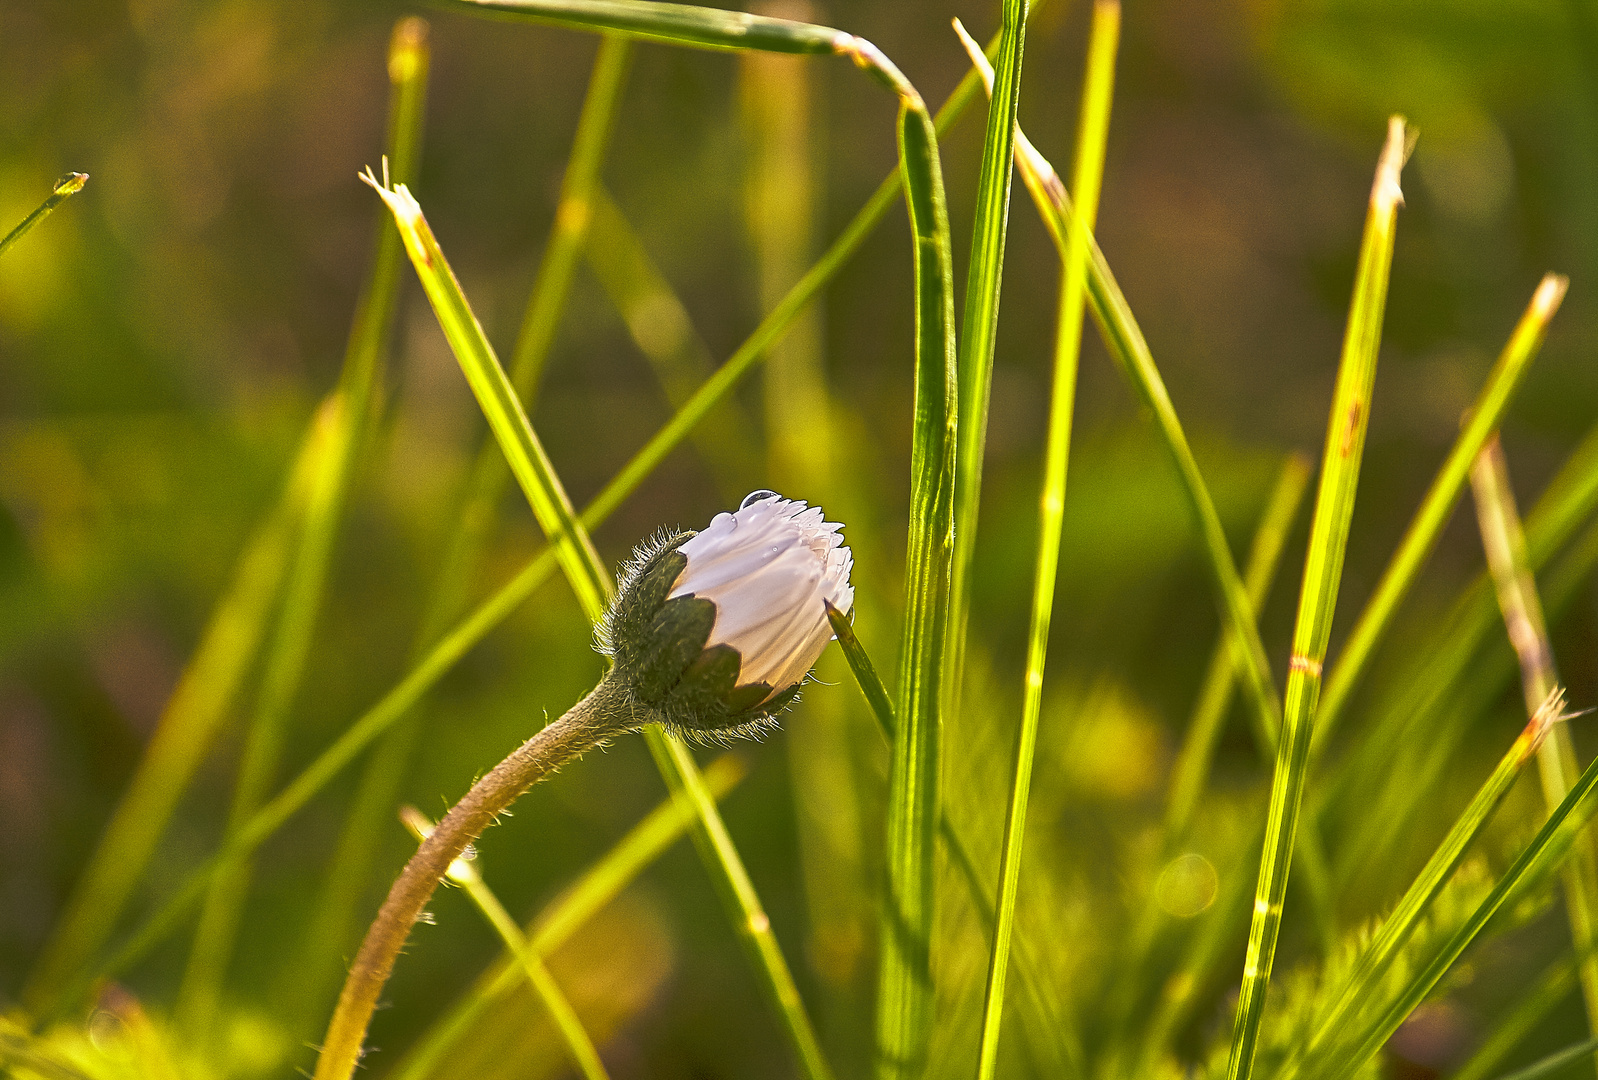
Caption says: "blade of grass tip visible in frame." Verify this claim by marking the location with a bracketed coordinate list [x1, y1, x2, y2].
[0, 172, 87, 258]
[76, 14, 1020, 1004]
[826, 607, 1083, 1077]
[1225, 115, 1410, 1080]
[1489, 1039, 1598, 1080]
[172, 21, 430, 1038]
[975, 6, 1111, 1079]
[1311, 273, 1569, 756]
[1325, 749, 1598, 1080]
[18, 417, 319, 1018]
[1453, 952, 1583, 1080]
[392, 752, 747, 1080]
[952, 17, 1283, 762]
[1286, 688, 1570, 1080]
[355, 175, 835, 1080]
[1473, 435, 1598, 1050]
[945, 0, 1028, 724]
[400, 808, 611, 1080]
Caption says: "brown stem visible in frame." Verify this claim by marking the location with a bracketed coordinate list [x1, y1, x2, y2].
[312, 676, 638, 1080]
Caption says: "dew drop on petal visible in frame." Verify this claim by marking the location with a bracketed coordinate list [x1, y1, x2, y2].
[741, 489, 781, 510]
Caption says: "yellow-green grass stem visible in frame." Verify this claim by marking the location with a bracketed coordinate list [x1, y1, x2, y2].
[975, 5, 1113, 1078]
[400, 808, 611, 1080]
[1312, 273, 1569, 756]
[174, 22, 431, 1035]
[392, 752, 747, 1080]
[1225, 116, 1410, 1080]
[358, 176, 835, 1080]
[1472, 436, 1598, 1052]
[0, 172, 86, 258]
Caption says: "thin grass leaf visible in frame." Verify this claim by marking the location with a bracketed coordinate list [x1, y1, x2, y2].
[1325, 750, 1598, 1080]
[363, 176, 835, 1080]
[401, 808, 611, 1080]
[945, 0, 1028, 716]
[392, 752, 747, 1080]
[1472, 436, 1598, 1045]
[172, 23, 430, 1035]
[1453, 953, 1582, 1080]
[79, 17, 1016, 1002]
[1312, 273, 1569, 754]
[1490, 1040, 1598, 1080]
[0, 172, 87, 258]
[1226, 116, 1410, 1080]
[1289, 689, 1568, 1078]
[975, 5, 1112, 1078]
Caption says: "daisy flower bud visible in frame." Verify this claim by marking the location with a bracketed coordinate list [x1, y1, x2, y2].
[600, 490, 855, 739]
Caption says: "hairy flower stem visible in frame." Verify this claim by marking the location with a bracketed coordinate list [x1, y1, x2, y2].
[312, 677, 640, 1080]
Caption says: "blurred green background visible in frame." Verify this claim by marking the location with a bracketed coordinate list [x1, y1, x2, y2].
[4, 0, 1598, 1077]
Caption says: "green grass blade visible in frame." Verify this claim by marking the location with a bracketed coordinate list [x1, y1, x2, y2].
[17, 417, 316, 1017]
[75, 22, 1015, 1004]
[1472, 436, 1598, 1046]
[401, 808, 611, 1080]
[975, 5, 1112, 1077]
[1453, 954, 1582, 1080]
[1491, 1040, 1598, 1080]
[945, 0, 1028, 716]
[172, 22, 431, 1036]
[1325, 750, 1598, 1080]
[365, 177, 835, 1080]
[392, 752, 747, 1080]
[0, 172, 87, 258]
[1225, 116, 1410, 1080]
[1312, 273, 1569, 754]
[1292, 690, 1566, 1077]
[442, 0, 840, 53]
[876, 98, 958, 1080]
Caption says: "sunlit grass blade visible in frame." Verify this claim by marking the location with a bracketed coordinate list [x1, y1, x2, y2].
[172, 21, 431, 1038]
[1289, 688, 1567, 1078]
[1311, 273, 1569, 754]
[392, 752, 747, 1080]
[945, 0, 1028, 718]
[974, 5, 1111, 1077]
[18, 414, 319, 1017]
[1491, 1040, 1598, 1080]
[1323, 750, 1598, 1080]
[952, 16, 1282, 757]
[1472, 435, 1598, 1043]
[77, 15, 1017, 1005]
[360, 176, 835, 1080]
[1225, 115, 1410, 1080]
[401, 808, 611, 1080]
[295, 28, 616, 1031]
[0, 172, 87, 258]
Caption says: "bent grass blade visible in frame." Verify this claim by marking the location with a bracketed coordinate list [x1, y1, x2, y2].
[0, 172, 87, 258]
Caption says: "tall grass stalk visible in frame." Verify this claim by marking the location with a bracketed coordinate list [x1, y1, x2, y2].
[80, 13, 1009, 1005]
[974, 5, 1113, 1077]
[1224, 116, 1409, 1080]
[1472, 435, 1598, 1047]
[0, 172, 86, 258]
[347, 176, 834, 1080]
[172, 22, 430, 1036]
[1311, 273, 1569, 754]
[400, 808, 611, 1080]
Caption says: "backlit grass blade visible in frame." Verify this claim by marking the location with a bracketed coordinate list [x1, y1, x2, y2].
[360, 177, 836, 1080]
[945, 0, 1028, 718]
[953, 19, 1282, 754]
[1290, 689, 1568, 1078]
[392, 753, 748, 1080]
[78, 17, 1013, 1003]
[0, 172, 86, 258]
[1325, 751, 1598, 1080]
[1225, 116, 1410, 1080]
[174, 22, 431, 1035]
[295, 31, 622, 1029]
[1311, 273, 1569, 754]
[975, 5, 1112, 1078]
[1472, 436, 1598, 1043]
[1491, 1040, 1598, 1080]
[401, 808, 611, 1080]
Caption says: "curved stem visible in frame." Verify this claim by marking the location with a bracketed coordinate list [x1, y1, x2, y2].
[311, 676, 639, 1080]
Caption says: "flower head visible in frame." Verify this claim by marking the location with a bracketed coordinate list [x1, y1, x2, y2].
[599, 491, 854, 739]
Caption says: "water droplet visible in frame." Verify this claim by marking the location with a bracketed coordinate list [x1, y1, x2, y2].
[741, 489, 781, 510]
